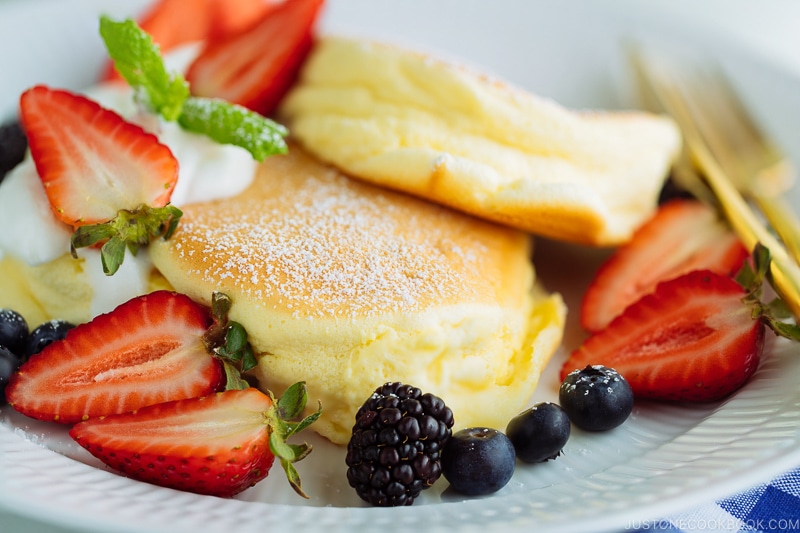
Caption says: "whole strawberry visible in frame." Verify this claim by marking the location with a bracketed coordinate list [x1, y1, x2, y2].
[70, 384, 321, 498]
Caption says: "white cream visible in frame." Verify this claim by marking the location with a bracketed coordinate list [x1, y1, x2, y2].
[0, 162, 73, 264]
[0, 83, 258, 263]
[0, 46, 259, 317]
[82, 247, 155, 319]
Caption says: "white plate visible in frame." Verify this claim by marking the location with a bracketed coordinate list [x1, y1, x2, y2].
[2, 1, 800, 532]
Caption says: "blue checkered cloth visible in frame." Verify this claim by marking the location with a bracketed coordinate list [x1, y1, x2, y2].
[629, 466, 800, 532]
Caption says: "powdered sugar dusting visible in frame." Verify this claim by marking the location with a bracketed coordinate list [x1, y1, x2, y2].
[172, 157, 492, 319]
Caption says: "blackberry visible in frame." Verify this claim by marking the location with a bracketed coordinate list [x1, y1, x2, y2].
[346, 382, 454, 506]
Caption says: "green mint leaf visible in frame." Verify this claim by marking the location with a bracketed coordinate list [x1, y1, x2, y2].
[99, 16, 189, 121]
[99, 17, 288, 160]
[178, 97, 288, 161]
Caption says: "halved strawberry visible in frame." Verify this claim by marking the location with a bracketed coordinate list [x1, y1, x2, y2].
[562, 270, 764, 402]
[20, 85, 178, 227]
[6, 291, 224, 423]
[99, 0, 212, 82]
[100, 0, 279, 82]
[135, 0, 212, 51]
[70, 385, 321, 498]
[185, 0, 325, 116]
[207, 0, 279, 43]
[581, 199, 748, 332]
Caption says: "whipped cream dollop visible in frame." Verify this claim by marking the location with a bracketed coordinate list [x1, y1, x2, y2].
[0, 45, 259, 317]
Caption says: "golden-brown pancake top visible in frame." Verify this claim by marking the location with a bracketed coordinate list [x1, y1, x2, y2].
[151, 143, 533, 320]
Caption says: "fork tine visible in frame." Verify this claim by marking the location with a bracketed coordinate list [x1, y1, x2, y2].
[634, 50, 800, 267]
[631, 49, 800, 321]
[680, 67, 793, 194]
[629, 50, 716, 205]
[680, 69, 800, 265]
[758, 194, 800, 265]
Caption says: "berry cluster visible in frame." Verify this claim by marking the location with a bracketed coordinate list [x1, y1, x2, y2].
[347, 367, 634, 503]
[0, 308, 74, 402]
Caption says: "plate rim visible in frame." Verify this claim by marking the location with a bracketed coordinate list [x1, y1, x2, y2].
[2, 1, 800, 532]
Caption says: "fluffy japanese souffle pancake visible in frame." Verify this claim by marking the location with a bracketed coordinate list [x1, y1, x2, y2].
[149, 143, 566, 445]
[279, 37, 682, 246]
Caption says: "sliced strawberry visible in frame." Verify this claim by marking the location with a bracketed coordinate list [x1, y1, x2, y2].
[70, 388, 274, 497]
[100, 0, 212, 82]
[581, 199, 748, 332]
[20, 86, 178, 227]
[6, 291, 223, 423]
[100, 0, 279, 82]
[136, 0, 212, 51]
[562, 270, 765, 402]
[185, 0, 326, 116]
[207, 0, 279, 43]
[70, 385, 320, 498]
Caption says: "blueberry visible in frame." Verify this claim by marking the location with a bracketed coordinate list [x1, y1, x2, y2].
[506, 402, 570, 463]
[559, 365, 634, 431]
[441, 427, 516, 496]
[0, 345, 21, 403]
[0, 308, 29, 357]
[27, 320, 75, 357]
[0, 120, 27, 183]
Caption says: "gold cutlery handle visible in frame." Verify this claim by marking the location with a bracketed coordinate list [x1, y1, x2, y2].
[694, 143, 800, 321]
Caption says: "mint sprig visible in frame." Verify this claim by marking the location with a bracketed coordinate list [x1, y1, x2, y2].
[99, 16, 287, 161]
[179, 97, 288, 161]
[99, 16, 189, 121]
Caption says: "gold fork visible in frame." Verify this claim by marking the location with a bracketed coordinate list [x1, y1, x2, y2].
[678, 68, 800, 265]
[630, 50, 800, 322]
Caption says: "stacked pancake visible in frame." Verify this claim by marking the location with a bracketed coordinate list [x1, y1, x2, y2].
[280, 37, 681, 246]
[150, 145, 566, 444]
[1, 36, 680, 444]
